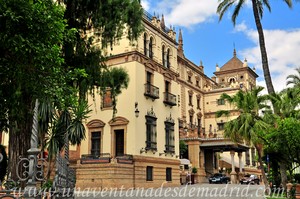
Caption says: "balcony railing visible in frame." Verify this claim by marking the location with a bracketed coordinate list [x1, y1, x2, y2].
[145, 141, 157, 151]
[80, 153, 111, 164]
[116, 154, 133, 164]
[144, 83, 159, 99]
[165, 145, 175, 153]
[163, 92, 177, 106]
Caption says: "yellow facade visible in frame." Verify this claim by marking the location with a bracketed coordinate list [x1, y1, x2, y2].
[69, 11, 261, 188]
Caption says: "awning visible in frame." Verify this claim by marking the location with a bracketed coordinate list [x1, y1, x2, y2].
[200, 138, 249, 152]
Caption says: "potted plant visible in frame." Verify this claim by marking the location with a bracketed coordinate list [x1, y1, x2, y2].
[191, 167, 198, 184]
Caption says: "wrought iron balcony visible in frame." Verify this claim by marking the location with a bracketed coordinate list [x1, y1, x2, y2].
[144, 83, 159, 99]
[80, 153, 111, 164]
[163, 92, 177, 106]
[165, 145, 175, 153]
[116, 154, 133, 164]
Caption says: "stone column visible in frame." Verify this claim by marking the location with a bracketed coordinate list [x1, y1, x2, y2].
[238, 152, 243, 181]
[187, 140, 200, 169]
[230, 150, 237, 184]
[187, 140, 200, 184]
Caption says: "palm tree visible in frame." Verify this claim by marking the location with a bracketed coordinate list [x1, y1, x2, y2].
[217, 0, 293, 95]
[216, 87, 270, 188]
[287, 67, 300, 89]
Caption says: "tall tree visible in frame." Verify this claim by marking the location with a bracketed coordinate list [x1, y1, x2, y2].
[0, 0, 68, 180]
[0, 0, 143, 181]
[217, 0, 292, 95]
[216, 87, 270, 188]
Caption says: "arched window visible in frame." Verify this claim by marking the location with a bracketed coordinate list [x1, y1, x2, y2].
[229, 78, 236, 84]
[162, 45, 165, 67]
[166, 48, 170, 68]
[149, 37, 153, 59]
[144, 33, 147, 56]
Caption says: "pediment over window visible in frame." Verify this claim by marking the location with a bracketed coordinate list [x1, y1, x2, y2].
[196, 94, 201, 99]
[188, 90, 194, 95]
[144, 61, 158, 72]
[87, 119, 106, 128]
[146, 107, 156, 118]
[188, 108, 195, 116]
[197, 112, 203, 118]
[187, 70, 193, 77]
[108, 116, 129, 126]
[163, 70, 175, 80]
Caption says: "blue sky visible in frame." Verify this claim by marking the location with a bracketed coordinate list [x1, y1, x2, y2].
[141, 0, 300, 92]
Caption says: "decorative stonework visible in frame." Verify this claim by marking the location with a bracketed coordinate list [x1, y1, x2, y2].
[108, 116, 129, 126]
[188, 89, 194, 96]
[87, 119, 106, 128]
[196, 94, 201, 99]
[187, 69, 193, 77]
[147, 107, 156, 118]
[197, 112, 202, 118]
[165, 113, 175, 124]
[188, 108, 195, 116]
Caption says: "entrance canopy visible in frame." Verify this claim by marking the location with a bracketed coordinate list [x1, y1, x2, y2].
[200, 138, 249, 152]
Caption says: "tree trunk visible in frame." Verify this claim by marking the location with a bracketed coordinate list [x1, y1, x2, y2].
[279, 162, 288, 191]
[255, 144, 270, 192]
[251, 0, 275, 95]
[8, 97, 33, 184]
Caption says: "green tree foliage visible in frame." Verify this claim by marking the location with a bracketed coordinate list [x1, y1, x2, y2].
[0, 0, 143, 181]
[217, 0, 292, 95]
[0, 0, 68, 180]
[216, 87, 270, 187]
[265, 118, 300, 168]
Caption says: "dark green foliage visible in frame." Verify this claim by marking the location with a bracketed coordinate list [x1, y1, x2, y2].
[265, 118, 300, 167]
[0, 145, 7, 182]
[294, 174, 300, 183]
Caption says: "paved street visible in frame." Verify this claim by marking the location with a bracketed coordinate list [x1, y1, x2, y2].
[75, 184, 268, 199]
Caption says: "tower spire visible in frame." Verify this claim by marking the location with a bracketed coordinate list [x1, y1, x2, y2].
[233, 42, 236, 57]
[161, 14, 165, 30]
[178, 29, 184, 56]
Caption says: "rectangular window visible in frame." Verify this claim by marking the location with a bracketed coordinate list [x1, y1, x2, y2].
[165, 121, 175, 153]
[102, 89, 113, 108]
[197, 98, 200, 109]
[146, 71, 152, 93]
[217, 123, 225, 130]
[146, 116, 157, 150]
[146, 166, 153, 181]
[189, 95, 192, 106]
[166, 168, 172, 181]
[189, 115, 193, 128]
[91, 131, 101, 156]
[217, 99, 225, 105]
[188, 76, 191, 83]
[196, 80, 199, 87]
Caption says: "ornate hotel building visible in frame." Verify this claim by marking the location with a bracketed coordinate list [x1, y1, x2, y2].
[67, 11, 261, 189]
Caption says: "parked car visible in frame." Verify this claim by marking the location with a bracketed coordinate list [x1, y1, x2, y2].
[240, 174, 260, 185]
[209, 173, 230, 184]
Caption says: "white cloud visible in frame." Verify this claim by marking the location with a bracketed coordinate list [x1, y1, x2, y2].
[141, 0, 150, 11]
[151, 0, 218, 28]
[235, 23, 300, 92]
